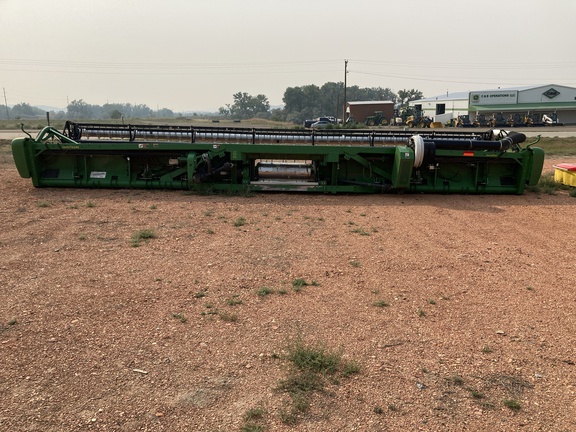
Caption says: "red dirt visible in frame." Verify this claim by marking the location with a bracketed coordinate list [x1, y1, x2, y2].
[1, 143, 575, 431]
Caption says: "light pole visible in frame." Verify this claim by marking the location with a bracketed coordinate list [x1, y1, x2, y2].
[3, 88, 9, 120]
[342, 60, 348, 124]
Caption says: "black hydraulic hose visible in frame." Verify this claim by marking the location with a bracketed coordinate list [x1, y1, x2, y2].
[424, 132, 526, 151]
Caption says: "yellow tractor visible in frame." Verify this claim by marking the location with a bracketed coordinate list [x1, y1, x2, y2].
[406, 115, 432, 128]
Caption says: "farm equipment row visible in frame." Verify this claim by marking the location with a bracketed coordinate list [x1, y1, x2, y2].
[11, 121, 544, 194]
[452, 112, 563, 128]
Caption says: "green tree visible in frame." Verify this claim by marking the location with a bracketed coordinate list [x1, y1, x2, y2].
[220, 92, 270, 119]
[320, 82, 344, 119]
[0, 104, 9, 120]
[132, 104, 153, 117]
[347, 86, 396, 102]
[103, 103, 128, 118]
[155, 108, 174, 118]
[282, 86, 306, 113]
[67, 99, 95, 119]
[397, 89, 424, 107]
[281, 82, 398, 124]
[10, 102, 44, 118]
[110, 109, 123, 119]
[282, 84, 323, 123]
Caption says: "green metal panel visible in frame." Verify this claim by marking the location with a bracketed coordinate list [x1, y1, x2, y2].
[526, 147, 545, 186]
[11, 138, 32, 178]
[392, 146, 413, 189]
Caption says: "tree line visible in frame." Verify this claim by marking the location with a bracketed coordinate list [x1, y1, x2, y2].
[1, 84, 424, 123]
[219, 84, 423, 123]
[0, 100, 175, 121]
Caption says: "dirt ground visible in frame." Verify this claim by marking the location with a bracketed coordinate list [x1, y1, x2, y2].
[1, 139, 575, 431]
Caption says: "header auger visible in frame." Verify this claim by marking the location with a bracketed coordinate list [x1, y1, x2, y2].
[11, 121, 544, 194]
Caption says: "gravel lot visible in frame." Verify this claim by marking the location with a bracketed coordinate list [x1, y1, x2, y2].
[1, 138, 575, 431]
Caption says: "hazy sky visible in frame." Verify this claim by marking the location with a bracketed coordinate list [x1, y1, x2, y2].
[1, 0, 575, 112]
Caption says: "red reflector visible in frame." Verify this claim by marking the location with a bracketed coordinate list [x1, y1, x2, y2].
[463, 151, 474, 157]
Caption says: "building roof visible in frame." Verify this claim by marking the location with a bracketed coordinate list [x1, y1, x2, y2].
[412, 92, 469, 103]
[416, 85, 576, 103]
[347, 101, 394, 106]
[475, 84, 570, 92]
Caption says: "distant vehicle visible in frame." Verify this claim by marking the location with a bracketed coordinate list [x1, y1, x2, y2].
[310, 121, 332, 129]
[364, 111, 388, 126]
[304, 116, 335, 128]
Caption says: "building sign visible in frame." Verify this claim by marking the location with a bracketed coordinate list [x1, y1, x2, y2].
[543, 88, 560, 99]
[469, 90, 518, 105]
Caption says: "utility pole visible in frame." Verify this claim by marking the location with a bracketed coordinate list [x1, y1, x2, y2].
[3, 87, 9, 120]
[342, 60, 348, 124]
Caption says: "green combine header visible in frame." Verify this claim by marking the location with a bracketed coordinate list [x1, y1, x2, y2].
[11, 121, 544, 194]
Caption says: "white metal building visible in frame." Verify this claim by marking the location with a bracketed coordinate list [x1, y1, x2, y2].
[408, 92, 469, 124]
[410, 85, 576, 124]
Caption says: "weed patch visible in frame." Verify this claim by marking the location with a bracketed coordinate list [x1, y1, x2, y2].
[234, 217, 246, 227]
[171, 312, 187, 323]
[225, 295, 243, 306]
[503, 399, 521, 411]
[529, 172, 572, 195]
[257, 287, 274, 297]
[373, 300, 390, 308]
[131, 229, 156, 247]
[291, 278, 309, 292]
[219, 311, 238, 322]
[277, 337, 360, 425]
[351, 227, 370, 236]
[241, 407, 266, 431]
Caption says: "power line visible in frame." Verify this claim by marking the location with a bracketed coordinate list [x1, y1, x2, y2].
[0, 58, 342, 71]
[349, 58, 576, 70]
[352, 70, 576, 87]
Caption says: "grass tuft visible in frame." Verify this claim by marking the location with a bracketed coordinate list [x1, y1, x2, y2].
[131, 229, 156, 247]
[277, 337, 360, 425]
[243, 407, 266, 422]
[529, 172, 573, 195]
[172, 312, 187, 323]
[219, 311, 238, 322]
[291, 278, 310, 292]
[373, 300, 390, 308]
[503, 399, 521, 411]
[234, 216, 246, 227]
[225, 295, 243, 306]
[257, 286, 274, 297]
[286, 339, 342, 375]
[240, 423, 263, 432]
[469, 389, 485, 399]
[351, 227, 370, 236]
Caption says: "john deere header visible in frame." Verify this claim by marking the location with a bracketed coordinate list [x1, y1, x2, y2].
[11, 121, 544, 194]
